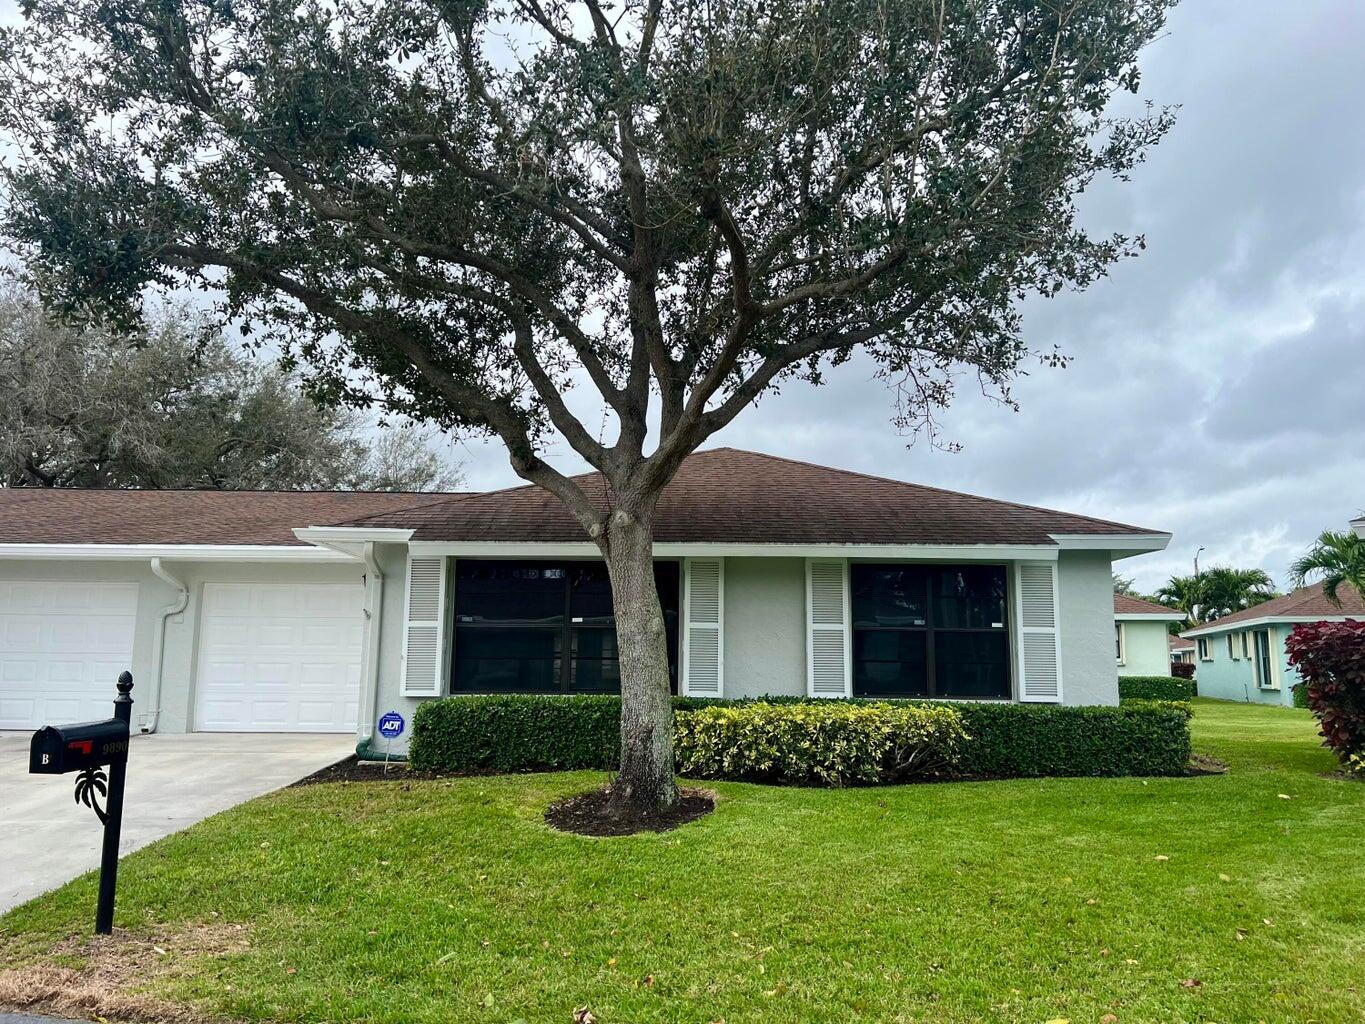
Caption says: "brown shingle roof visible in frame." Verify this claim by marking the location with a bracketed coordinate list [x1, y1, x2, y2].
[1168, 633, 1194, 651]
[1114, 593, 1183, 616]
[349, 447, 1163, 546]
[1187, 581, 1365, 633]
[0, 489, 456, 546]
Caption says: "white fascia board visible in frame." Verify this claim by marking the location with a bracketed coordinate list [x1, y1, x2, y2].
[407, 540, 1060, 561]
[1049, 532, 1172, 555]
[1115, 612, 1186, 622]
[0, 543, 353, 563]
[1182, 615, 1360, 638]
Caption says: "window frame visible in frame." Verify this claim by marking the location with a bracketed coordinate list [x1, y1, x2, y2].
[850, 562, 1012, 701]
[1115, 621, 1126, 666]
[448, 559, 682, 696]
[1253, 628, 1277, 689]
[1197, 637, 1212, 662]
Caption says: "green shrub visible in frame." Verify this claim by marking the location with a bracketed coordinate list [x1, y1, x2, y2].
[411, 693, 1191, 779]
[1291, 683, 1311, 709]
[1118, 675, 1196, 702]
[943, 700, 1191, 777]
[674, 701, 967, 786]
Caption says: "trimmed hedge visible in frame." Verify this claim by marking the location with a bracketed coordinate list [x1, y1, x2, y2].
[1118, 675, 1196, 702]
[410, 694, 1192, 779]
[675, 701, 967, 785]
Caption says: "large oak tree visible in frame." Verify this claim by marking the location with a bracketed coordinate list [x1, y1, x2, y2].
[0, 0, 1175, 814]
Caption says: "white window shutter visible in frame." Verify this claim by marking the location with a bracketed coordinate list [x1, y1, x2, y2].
[401, 555, 447, 697]
[806, 559, 851, 697]
[682, 558, 723, 696]
[1016, 561, 1062, 703]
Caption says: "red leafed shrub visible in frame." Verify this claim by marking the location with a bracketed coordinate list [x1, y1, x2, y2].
[1171, 661, 1196, 680]
[1285, 619, 1365, 760]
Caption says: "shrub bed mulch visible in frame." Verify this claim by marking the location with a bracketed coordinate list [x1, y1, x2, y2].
[290, 755, 442, 787]
[544, 786, 716, 836]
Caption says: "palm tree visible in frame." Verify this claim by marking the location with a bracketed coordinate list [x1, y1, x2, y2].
[1289, 530, 1365, 607]
[1199, 566, 1276, 620]
[1155, 574, 1203, 628]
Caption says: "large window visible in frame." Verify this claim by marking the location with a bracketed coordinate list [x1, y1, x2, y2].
[451, 560, 680, 694]
[851, 564, 1011, 700]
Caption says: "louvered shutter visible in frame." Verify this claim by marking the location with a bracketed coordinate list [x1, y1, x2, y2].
[1016, 561, 1062, 703]
[806, 559, 851, 697]
[682, 558, 724, 696]
[400, 555, 447, 697]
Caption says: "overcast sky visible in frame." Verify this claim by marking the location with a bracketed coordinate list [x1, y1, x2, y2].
[3, 1, 1362, 593]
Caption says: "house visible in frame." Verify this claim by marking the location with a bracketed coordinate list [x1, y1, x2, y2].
[1168, 633, 1195, 665]
[1181, 581, 1365, 706]
[1353, 515, 1365, 539]
[0, 448, 1170, 750]
[1113, 594, 1185, 675]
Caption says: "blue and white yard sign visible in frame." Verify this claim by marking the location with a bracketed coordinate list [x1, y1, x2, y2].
[377, 711, 405, 739]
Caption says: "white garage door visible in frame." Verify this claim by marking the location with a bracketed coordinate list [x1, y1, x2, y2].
[0, 580, 139, 730]
[195, 582, 363, 733]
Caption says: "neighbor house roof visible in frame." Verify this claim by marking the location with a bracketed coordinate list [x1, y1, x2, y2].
[1168, 633, 1194, 652]
[1114, 593, 1184, 618]
[346, 447, 1166, 548]
[0, 489, 455, 547]
[1182, 581, 1365, 637]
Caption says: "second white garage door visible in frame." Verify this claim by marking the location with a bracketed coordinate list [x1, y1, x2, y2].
[194, 582, 363, 733]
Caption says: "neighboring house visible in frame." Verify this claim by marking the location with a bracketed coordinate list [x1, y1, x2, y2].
[1352, 515, 1365, 540]
[1168, 633, 1196, 666]
[0, 448, 1171, 750]
[1181, 581, 1365, 706]
[1113, 594, 1185, 676]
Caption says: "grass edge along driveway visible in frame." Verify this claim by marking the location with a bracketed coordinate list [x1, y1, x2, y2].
[3, 699, 1364, 1024]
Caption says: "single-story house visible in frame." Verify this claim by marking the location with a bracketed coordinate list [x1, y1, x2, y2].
[1168, 633, 1195, 665]
[0, 448, 1170, 751]
[1181, 581, 1365, 706]
[1352, 515, 1365, 540]
[1113, 594, 1185, 676]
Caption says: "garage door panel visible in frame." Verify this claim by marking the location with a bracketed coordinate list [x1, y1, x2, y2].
[195, 582, 361, 733]
[0, 581, 138, 730]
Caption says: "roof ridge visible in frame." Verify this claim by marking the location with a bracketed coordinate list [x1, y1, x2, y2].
[706, 447, 1164, 535]
[0, 486, 470, 497]
[338, 489, 484, 527]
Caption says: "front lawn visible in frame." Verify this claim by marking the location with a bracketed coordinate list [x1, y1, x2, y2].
[4, 699, 1364, 1024]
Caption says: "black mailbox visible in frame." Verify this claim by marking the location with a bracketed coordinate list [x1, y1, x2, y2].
[30, 719, 130, 775]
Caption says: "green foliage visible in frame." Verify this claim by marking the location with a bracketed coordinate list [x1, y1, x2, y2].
[0, 288, 459, 490]
[1292, 683, 1312, 709]
[409, 694, 1191, 780]
[1156, 567, 1277, 626]
[1289, 530, 1365, 609]
[674, 701, 966, 786]
[1118, 675, 1196, 702]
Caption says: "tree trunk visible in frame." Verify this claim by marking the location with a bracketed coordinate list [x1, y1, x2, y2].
[600, 504, 679, 815]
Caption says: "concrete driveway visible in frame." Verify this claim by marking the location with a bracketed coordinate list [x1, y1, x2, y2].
[0, 732, 353, 914]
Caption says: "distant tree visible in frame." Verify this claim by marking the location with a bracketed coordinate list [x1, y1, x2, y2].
[1289, 530, 1365, 608]
[0, 0, 1175, 815]
[0, 290, 461, 491]
[1155, 566, 1276, 627]
[1113, 573, 1139, 596]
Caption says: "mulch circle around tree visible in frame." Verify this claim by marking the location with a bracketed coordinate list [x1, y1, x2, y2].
[545, 786, 716, 837]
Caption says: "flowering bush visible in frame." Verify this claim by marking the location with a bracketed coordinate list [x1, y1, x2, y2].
[1285, 619, 1365, 761]
[674, 701, 967, 786]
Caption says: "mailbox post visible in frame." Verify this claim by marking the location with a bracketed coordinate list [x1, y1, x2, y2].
[29, 672, 133, 935]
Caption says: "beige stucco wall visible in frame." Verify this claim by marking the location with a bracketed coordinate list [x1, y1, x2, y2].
[721, 557, 806, 699]
[1056, 550, 1121, 706]
[1118, 619, 1176, 678]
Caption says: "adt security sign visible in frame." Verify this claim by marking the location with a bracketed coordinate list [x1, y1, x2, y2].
[378, 712, 405, 739]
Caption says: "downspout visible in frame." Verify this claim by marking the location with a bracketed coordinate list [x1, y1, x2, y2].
[356, 541, 385, 755]
[144, 558, 189, 734]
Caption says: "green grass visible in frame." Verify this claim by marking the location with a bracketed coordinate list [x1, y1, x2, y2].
[4, 698, 1365, 1024]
